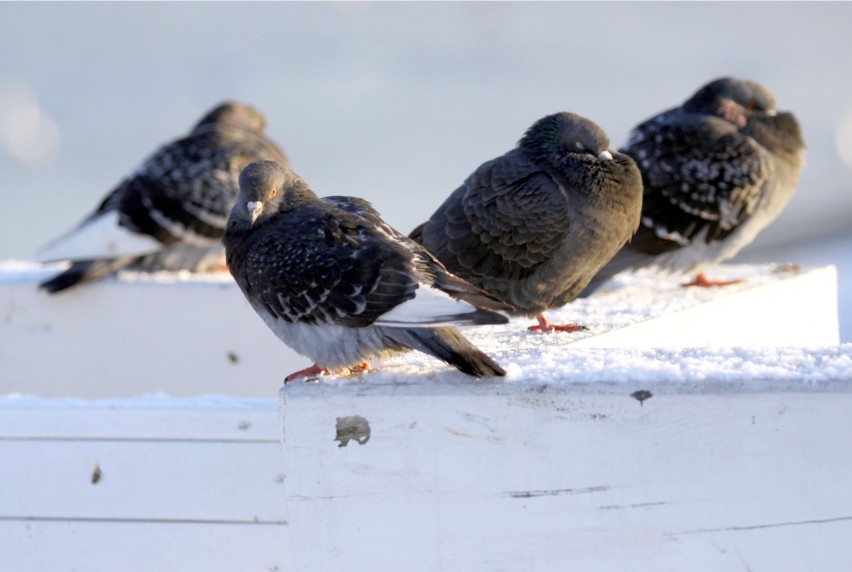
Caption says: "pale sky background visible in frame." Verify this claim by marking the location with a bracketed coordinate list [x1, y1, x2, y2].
[1, 1, 850, 337]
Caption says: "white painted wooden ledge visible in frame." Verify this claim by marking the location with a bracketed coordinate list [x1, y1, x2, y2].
[0, 396, 289, 572]
[0, 262, 840, 397]
[2, 261, 851, 571]
[281, 364, 852, 572]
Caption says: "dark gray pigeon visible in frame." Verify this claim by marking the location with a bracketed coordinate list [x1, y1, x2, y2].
[582, 77, 806, 294]
[410, 112, 643, 332]
[37, 101, 289, 293]
[223, 160, 512, 381]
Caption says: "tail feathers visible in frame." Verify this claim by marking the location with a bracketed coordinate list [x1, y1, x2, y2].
[457, 307, 509, 326]
[39, 258, 134, 294]
[432, 270, 515, 314]
[384, 326, 506, 378]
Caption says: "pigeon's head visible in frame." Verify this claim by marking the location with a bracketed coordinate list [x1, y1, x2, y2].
[685, 77, 804, 154]
[683, 78, 777, 127]
[520, 112, 613, 162]
[232, 161, 317, 226]
[194, 101, 267, 133]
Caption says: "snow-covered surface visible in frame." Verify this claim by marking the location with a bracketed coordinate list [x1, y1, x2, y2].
[318, 345, 852, 391]
[1, 261, 845, 398]
[1, 260, 850, 572]
[736, 230, 852, 342]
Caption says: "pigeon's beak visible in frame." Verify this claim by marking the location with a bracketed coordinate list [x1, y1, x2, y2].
[247, 201, 264, 224]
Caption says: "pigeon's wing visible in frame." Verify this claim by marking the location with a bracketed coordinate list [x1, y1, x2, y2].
[624, 113, 771, 254]
[323, 196, 400, 239]
[118, 130, 265, 244]
[435, 152, 572, 282]
[235, 207, 421, 328]
[323, 195, 512, 313]
[38, 128, 284, 264]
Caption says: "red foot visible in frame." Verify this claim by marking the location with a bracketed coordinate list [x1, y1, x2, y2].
[284, 363, 330, 383]
[348, 362, 372, 375]
[527, 314, 588, 333]
[683, 272, 745, 288]
[284, 362, 373, 383]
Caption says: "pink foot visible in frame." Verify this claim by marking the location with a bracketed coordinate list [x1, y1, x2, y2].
[285, 363, 330, 383]
[527, 314, 588, 333]
[348, 362, 372, 375]
[284, 362, 374, 383]
[683, 272, 745, 288]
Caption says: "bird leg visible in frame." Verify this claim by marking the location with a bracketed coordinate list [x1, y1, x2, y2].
[528, 314, 588, 333]
[348, 362, 372, 375]
[284, 363, 330, 383]
[682, 272, 745, 288]
[284, 362, 373, 383]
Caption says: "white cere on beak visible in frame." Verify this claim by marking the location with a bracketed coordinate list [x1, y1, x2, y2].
[766, 109, 778, 116]
[247, 200, 264, 224]
[598, 150, 613, 161]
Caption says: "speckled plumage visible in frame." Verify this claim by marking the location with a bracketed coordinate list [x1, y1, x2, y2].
[223, 161, 512, 379]
[38, 101, 289, 293]
[410, 112, 643, 326]
[583, 77, 806, 294]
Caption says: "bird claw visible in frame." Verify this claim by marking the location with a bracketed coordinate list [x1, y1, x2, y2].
[528, 315, 588, 333]
[284, 364, 330, 383]
[348, 362, 372, 375]
[283, 362, 372, 384]
[683, 272, 745, 288]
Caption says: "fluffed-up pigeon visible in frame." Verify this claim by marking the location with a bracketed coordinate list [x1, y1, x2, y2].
[223, 160, 512, 381]
[37, 101, 289, 293]
[411, 112, 643, 332]
[582, 77, 805, 294]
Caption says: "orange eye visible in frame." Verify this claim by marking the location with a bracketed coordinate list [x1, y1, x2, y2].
[745, 100, 760, 111]
[270, 188, 278, 198]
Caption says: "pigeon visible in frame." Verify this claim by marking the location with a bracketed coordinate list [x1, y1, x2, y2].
[582, 77, 806, 294]
[223, 160, 512, 381]
[410, 112, 643, 332]
[37, 101, 289, 293]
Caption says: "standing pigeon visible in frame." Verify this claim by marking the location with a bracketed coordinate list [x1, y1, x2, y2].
[223, 160, 512, 381]
[582, 77, 806, 294]
[410, 112, 643, 332]
[37, 101, 289, 293]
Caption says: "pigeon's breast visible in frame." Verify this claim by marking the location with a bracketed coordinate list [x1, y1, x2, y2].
[251, 303, 405, 368]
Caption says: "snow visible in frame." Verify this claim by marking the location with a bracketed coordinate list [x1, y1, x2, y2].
[2, 259, 848, 400]
[306, 342, 852, 391]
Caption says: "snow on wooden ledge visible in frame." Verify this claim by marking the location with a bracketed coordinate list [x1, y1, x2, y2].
[1, 261, 849, 571]
[0, 261, 841, 397]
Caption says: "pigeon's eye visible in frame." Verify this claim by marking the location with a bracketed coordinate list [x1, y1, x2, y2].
[745, 100, 760, 111]
[270, 188, 278, 198]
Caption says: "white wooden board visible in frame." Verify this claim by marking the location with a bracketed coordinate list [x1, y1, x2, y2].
[281, 375, 852, 572]
[0, 398, 291, 572]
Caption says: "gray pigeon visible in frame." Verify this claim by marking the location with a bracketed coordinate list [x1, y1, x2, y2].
[223, 160, 512, 381]
[582, 77, 806, 294]
[410, 112, 643, 332]
[37, 101, 289, 293]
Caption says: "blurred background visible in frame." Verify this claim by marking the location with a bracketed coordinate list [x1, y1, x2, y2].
[1, 2, 850, 341]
